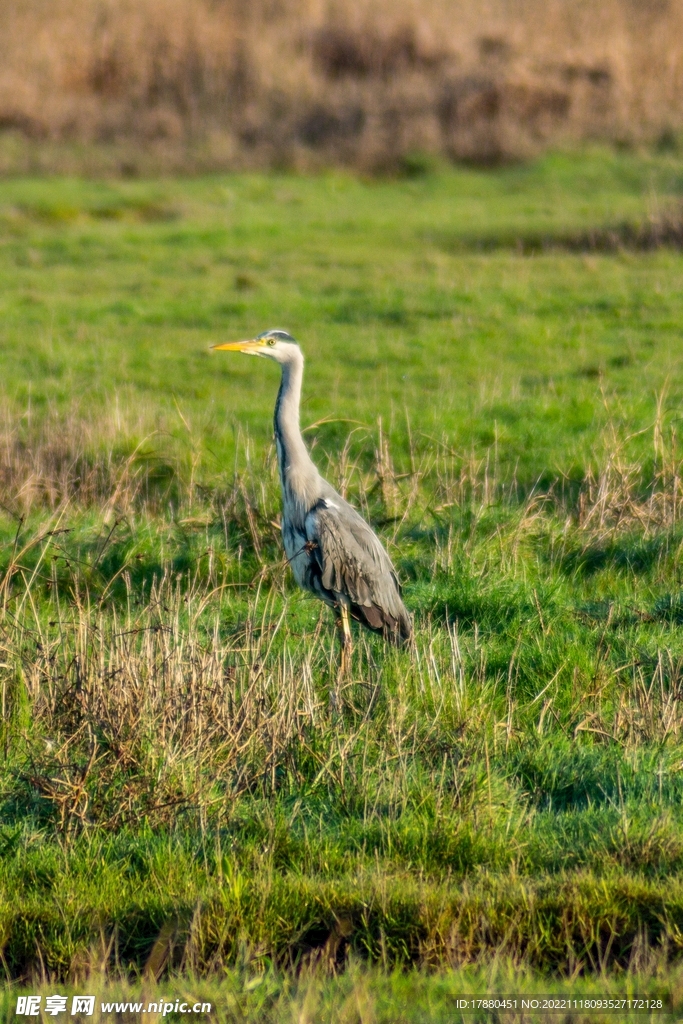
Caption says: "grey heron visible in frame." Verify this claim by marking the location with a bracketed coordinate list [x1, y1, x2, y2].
[212, 330, 412, 671]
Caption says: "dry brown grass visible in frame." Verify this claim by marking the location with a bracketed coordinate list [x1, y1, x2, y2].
[11, 571, 334, 831]
[0, 407, 150, 514]
[1, 0, 683, 172]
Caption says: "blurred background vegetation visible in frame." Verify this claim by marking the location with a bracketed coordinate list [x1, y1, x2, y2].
[1, 0, 683, 175]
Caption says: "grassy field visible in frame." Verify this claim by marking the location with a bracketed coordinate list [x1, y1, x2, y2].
[3, 149, 683, 1019]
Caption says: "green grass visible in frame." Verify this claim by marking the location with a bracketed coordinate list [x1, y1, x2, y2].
[2, 147, 683, 470]
[3, 148, 683, 1013]
[1, 965, 680, 1023]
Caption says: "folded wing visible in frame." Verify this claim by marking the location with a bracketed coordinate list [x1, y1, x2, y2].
[305, 497, 412, 642]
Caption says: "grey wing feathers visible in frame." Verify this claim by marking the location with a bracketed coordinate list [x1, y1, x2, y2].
[306, 497, 412, 642]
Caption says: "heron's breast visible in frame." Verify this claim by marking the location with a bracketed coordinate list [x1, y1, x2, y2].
[282, 522, 311, 587]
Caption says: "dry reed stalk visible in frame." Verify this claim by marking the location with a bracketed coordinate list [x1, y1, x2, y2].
[576, 418, 683, 538]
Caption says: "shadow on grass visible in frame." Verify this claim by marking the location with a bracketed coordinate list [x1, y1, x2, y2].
[508, 740, 683, 811]
[408, 564, 538, 631]
[0, 514, 281, 608]
[555, 531, 678, 578]
[428, 212, 683, 255]
[507, 741, 623, 811]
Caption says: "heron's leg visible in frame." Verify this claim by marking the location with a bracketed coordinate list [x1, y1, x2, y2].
[339, 602, 352, 677]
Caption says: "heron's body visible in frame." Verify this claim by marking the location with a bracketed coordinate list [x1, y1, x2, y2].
[213, 330, 411, 644]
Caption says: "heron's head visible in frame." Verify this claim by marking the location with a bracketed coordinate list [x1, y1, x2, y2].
[211, 329, 301, 364]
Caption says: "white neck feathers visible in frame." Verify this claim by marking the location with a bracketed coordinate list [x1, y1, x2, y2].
[274, 349, 319, 511]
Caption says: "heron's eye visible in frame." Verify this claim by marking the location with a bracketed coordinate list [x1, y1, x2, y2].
[266, 338, 275, 346]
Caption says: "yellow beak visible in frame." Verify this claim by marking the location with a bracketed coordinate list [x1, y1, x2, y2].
[211, 339, 264, 353]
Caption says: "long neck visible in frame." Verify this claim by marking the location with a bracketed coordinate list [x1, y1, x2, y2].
[273, 350, 318, 495]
